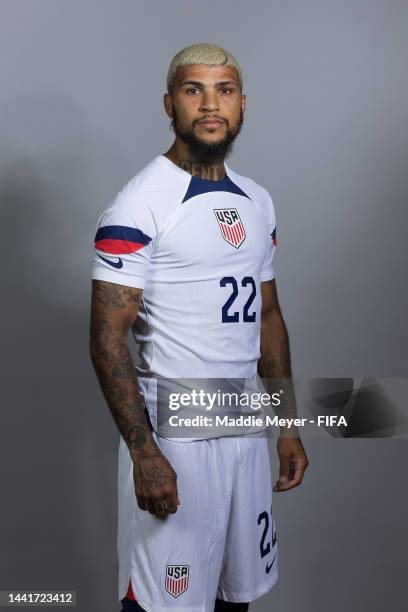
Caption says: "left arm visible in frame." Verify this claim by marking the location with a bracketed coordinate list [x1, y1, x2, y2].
[258, 279, 291, 379]
[258, 279, 309, 492]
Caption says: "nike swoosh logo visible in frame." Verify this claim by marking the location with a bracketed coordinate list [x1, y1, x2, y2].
[265, 553, 277, 574]
[97, 254, 123, 269]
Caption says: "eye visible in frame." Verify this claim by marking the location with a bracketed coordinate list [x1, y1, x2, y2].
[219, 87, 233, 94]
[185, 87, 200, 95]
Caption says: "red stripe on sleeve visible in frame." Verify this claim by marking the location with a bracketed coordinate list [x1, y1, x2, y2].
[95, 239, 146, 254]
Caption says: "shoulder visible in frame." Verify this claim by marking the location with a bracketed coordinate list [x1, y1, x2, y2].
[104, 155, 190, 218]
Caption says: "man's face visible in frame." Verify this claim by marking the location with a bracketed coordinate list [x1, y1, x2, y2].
[166, 64, 246, 163]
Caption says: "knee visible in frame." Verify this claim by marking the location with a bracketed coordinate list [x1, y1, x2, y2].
[214, 598, 249, 612]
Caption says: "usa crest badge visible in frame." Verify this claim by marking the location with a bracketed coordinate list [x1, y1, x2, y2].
[214, 208, 246, 248]
[165, 565, 189, 598]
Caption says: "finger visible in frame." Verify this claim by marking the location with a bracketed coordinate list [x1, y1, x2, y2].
[278, 456, 291, 480]
[275, 466, 306, 491]
[273, 479, 297, 492]
[273, 456, 291, 490]
[136, 495, 148, 511]
[164, 495, 179, 514]
[150, 495, 169, 518]
[146, 499, 158, 515]
[289, 462, 308, 485]
[162, 483, 180, 510]
[154, 499, 168, 520]
[288, 461, 297, 481]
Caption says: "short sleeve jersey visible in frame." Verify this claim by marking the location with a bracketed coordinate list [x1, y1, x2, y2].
[92, 155, 277, 433]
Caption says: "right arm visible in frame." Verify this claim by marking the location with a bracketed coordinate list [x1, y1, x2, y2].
[89, 279, 180, 518]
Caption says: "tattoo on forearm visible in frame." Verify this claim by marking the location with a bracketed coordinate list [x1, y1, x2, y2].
[258, 308, 299, 433]
[258, 319, 291, 378]
[127, 425, 149, 450]
[90, 282, 158, 455]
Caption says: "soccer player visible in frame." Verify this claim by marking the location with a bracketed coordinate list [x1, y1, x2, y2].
[90, 43, 309, 612]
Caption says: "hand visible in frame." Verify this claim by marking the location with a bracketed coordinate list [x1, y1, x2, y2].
[273, 436, 309, 492]
[133, 450, 180, 519]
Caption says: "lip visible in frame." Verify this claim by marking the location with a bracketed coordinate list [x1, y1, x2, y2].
[197, 119, 225, 128]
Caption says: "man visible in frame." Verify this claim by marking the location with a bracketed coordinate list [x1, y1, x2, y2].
[90, 43, 309, 612]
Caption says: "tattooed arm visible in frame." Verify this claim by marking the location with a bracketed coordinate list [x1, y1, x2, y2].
[89, 279, 179, 518]
[258, 279, 292, 379]
[258, 279, 309, 491]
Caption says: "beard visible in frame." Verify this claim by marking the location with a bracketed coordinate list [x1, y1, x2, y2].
[171, 108, 244, 164]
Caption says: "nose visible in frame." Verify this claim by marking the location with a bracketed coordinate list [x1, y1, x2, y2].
[199, 89, 219, 113]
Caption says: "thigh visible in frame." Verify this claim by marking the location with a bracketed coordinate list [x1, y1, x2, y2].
[217, 434, 278, 603]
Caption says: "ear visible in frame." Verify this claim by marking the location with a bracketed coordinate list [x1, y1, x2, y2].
[241, 93, 247, 115]
[163, 93, 173, 119]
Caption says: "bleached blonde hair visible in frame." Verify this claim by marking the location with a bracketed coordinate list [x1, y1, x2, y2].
[166, 43, 243, 93]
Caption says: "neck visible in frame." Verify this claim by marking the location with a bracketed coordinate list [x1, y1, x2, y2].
[178, 159, 226, 180]
[163, 141, 226, 180]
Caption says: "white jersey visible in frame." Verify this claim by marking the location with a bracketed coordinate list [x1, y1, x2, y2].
[92, 154, 277, 438]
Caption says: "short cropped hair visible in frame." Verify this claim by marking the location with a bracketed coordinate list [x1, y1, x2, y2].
[166, 42, 243, 94]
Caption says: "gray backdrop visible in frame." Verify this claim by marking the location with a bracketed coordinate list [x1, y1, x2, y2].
[1, 1, 407, 610]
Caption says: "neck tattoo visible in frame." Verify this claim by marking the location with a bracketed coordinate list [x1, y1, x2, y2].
[179, 160, 226, 181]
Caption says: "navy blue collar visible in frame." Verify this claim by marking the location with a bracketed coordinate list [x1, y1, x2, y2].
[182, 174, 250, 203]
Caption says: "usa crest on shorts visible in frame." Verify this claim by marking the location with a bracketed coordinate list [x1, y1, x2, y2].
[214, 208, 246, 248]
[165, 564, 189, 597]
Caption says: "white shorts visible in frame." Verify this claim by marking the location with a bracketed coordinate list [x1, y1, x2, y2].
[117, 432, 278, 612]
